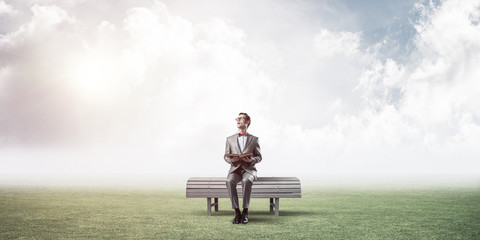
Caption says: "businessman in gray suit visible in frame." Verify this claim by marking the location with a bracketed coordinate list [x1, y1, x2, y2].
[224, 112, 262, 224]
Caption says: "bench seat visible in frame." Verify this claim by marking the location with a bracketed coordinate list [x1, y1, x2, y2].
[186, 177, 301, 216]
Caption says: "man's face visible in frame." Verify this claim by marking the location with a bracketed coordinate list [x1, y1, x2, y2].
[236, 115, 248, 129]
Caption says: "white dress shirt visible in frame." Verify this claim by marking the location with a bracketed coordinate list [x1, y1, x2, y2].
[238, 134, 247, 152]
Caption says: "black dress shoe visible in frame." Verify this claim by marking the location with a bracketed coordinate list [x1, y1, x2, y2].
[241, 214, 249, 224]
[232, 213, 242, 224]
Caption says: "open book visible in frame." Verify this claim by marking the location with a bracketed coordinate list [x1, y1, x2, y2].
[224, 152, 253, 158]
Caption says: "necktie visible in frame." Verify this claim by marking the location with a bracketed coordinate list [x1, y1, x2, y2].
[238, 132, 246, 137]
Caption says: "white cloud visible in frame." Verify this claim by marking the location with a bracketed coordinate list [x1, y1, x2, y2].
[318, 0, 480, 174]
[401, 0, 480, 127]
[357, 59, 406, 110]
[314, 29, 362, 57]
[0, 0, 16, 16]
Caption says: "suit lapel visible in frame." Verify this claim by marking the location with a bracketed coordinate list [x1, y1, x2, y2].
[244, 133, 253, 152]
[235, 136, 242, 153]
[231, 134, 242, 154]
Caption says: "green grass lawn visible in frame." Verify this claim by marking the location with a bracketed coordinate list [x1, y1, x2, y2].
[1, 187, 479, 239]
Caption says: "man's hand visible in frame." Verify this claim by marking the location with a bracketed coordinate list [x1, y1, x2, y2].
[231, 156, 240, 163]
[241, 156, 252, 163]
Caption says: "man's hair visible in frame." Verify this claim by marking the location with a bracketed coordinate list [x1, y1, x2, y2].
[239, 112, 251, 127]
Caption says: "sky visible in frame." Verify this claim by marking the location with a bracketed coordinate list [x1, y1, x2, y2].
[1, 0, 480, 186]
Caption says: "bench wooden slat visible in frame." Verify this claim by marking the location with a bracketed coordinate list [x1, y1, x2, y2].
[188, 188, 301, 194]
[187, 183, 300, 186]
[187, 177, 300, 182]
[188, 179, 300, 185]
[187, 185, 300, 188]
[186, 193, 302, 198]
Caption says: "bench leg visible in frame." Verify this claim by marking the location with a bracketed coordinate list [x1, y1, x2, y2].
[275, 198, 280, 217]
[207, 198, 212, 216]
[269, 198, 280, 216]
[207, 198, 219, 215]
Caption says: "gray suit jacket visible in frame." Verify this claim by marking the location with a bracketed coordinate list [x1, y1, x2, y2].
[224, 133, 262, 178]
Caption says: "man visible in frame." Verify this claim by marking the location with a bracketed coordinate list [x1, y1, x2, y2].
[224, 112, 262, 224]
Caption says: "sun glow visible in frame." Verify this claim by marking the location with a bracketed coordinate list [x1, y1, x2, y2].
[69, 54, 121, 103]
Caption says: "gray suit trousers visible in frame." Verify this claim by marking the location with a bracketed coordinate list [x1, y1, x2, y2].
[226, 168, 255, 209]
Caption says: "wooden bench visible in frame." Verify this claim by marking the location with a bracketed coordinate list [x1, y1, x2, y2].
[186, 177, 301, 217]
